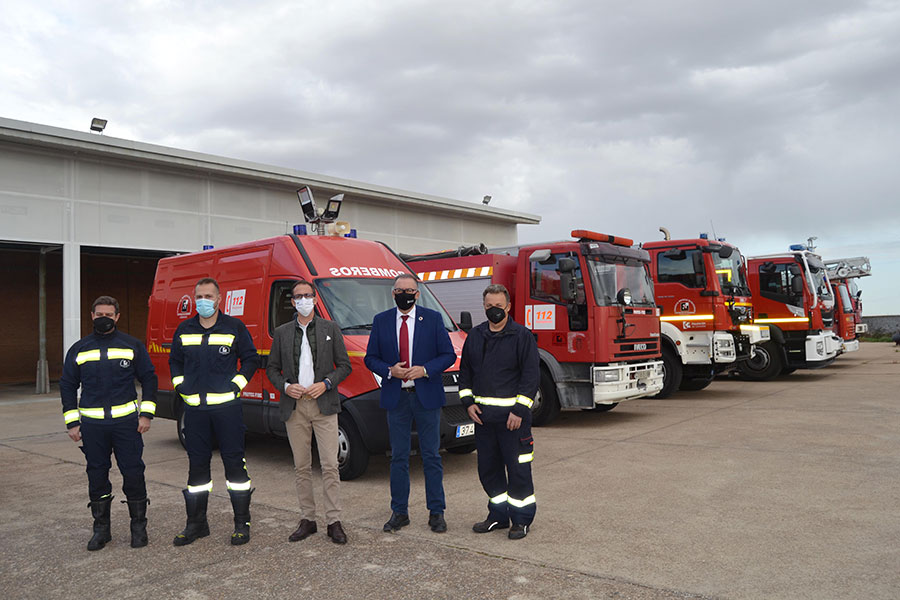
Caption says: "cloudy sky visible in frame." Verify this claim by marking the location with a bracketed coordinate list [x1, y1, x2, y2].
[2, 0, 897, 314]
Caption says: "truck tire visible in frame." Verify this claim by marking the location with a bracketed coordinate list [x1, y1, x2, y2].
[337, 414, 369, 481]
[447, 443, 477, 454]
[679, 377, 713, 391]
[532, 368, 561, 426]
[652, 345, 682, 399]
[737, 341, 783, 381]
[780, 366, 797, 376]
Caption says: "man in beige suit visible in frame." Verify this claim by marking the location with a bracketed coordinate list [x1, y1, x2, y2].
[266, 279, 352, 544]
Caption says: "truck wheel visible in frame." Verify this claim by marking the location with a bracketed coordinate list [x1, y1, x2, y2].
[337, 415, 369, 481]
[737, 341, 783, 381]
[447, 443, 477, 454]
[652, 345, 682, 399]
[679, 377, 713, 391]
[582, 403, 618, 412]
[532, 368, 561, 426]
[780, 366, 797, 376]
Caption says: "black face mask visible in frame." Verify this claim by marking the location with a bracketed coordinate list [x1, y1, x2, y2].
[394, 292, 417, 311]
[93, 316, 116, 335]
[485, 306, 507, 324]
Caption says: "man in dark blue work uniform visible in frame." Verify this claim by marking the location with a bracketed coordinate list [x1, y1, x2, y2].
[459, 284, 539, 540]
[60, 295, 158, 551]
[169, 277, 260, 546]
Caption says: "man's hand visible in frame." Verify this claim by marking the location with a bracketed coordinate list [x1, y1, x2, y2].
[286, 383, 305, 399]
[138, 416, 152, 434]
[390, 362, 410, 379]
[306, 381, 327, 399]
[506, 412, 522, 431]
[466, 404, 483, 425]
[68, 426, 82, 442]
[406, 365, 427, 380]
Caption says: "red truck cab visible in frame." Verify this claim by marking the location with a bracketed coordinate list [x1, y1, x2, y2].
[740, 245, 843, 380]
[146, 233, 473, 480]
[406, 230, 664, 425]
[825, 256, 872, 354]
[642, 236, 770, 396]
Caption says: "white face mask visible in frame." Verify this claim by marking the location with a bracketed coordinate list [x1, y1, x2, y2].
[293, 297, 315, 317]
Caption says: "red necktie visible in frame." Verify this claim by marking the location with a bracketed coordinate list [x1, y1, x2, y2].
[399, 315, 410, 379]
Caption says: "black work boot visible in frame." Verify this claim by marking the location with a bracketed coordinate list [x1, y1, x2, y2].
[87, 495, 114, 551]
[173, 489, 210, 547]
[228, 488, 254, 546]
[125, 497, 149, 548]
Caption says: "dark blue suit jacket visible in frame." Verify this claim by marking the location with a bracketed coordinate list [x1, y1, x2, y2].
[365, 306, 456, 410]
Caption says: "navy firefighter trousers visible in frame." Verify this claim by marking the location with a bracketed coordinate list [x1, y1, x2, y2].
[80, 416, 146, 501]
[475, 416, 536, 526]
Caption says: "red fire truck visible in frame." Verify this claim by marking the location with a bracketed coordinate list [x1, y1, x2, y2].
[737, 244, 843, 380]
[146, 214, 473, 481]
[825, 256, 872, 354]
[403, 230, 664, 425]
[642, 233, 770, 396]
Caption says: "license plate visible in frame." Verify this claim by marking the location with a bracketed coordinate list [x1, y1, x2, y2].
[456, 423, 475, 438]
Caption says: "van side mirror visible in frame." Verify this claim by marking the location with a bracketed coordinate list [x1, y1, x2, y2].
[558, 257, 577, 273]
[790, 276, 804, 295]
[559, 272, 576, 302]
[789, 264, 802, 276]
[458, 311, 473, 332]
[718, 246, 733, 259]
[529, 249, 552, 263]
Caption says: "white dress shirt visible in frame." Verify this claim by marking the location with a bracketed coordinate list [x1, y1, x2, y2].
[296, 320, 315, 389]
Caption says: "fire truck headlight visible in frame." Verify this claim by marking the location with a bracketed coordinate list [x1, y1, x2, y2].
[816, 341, 824, 355]
[616, 288, 633, 306]
[594, 369, 621, 383]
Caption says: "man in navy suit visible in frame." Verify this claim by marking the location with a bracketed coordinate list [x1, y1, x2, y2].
[365, 273, 456, 534]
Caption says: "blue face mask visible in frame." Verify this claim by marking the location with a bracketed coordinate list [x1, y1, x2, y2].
[196, 298, 216, 318]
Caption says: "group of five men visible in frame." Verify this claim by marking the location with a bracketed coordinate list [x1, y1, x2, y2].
[60, 273, 538, 550]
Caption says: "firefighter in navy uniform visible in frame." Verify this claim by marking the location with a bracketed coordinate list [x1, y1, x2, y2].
[169, 277, 260, 546]
[459, 284, 539, 540]
[59, 295, 158, 551]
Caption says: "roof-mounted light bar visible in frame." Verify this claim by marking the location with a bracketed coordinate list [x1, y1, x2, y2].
[571, 230, 634, 247]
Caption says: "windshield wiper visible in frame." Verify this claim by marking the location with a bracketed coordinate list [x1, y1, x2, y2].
[341, 323, 373, 331]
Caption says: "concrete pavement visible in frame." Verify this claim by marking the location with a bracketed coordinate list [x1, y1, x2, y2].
[1, 342, 898, 599]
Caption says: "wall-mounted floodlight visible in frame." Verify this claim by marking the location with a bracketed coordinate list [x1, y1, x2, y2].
[482, 195, 491, 205]
[90, 118, 107, 133]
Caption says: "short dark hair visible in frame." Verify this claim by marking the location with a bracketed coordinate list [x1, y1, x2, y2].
[291, 279, 316, 297]
[392, 273, 419, 288]
[483, 284, 510, 304]
[195, 277, 220, 293]
[92, 295, 120, 314]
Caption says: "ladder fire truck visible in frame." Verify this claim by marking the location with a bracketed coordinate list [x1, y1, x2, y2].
[642, 231, 770, 397]
[403, 230, 664, 426]
[825, 256, 872, 353]
[738, 244, 843, 380]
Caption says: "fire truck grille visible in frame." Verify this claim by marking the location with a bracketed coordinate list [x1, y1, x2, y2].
[441, 372, 460, 387]
[442, 405, 470, 425]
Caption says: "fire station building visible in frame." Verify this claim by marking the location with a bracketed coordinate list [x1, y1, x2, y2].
[0, 117, 539, 385]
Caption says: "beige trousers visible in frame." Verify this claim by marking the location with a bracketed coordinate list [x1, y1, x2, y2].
[284, 397, 341, 524]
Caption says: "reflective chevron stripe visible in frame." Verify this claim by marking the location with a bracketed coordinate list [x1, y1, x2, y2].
[208, 334, 235, 346]
[507, 494, 536, 508]
[79, 401, 138, 419]
[63, 409, 80, 425]
[107, 348, 134, 360]
[226, 480, 252, 491]
[180, 334, 203, 346]
[140, 401, 156, 416]
[188, 481, 212, 493]
[232, 374, 248, 390]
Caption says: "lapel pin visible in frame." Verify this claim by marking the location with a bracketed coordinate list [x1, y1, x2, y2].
[418, 316, 423, 321]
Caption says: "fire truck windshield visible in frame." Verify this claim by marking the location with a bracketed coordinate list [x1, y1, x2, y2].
[809, 266, 833, 300]
[315, 278, 457, 333]
[712, 252, 750, 295]
[585, 257, 655, 307]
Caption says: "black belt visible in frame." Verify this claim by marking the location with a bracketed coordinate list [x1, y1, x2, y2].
[400, 387, 416, 393]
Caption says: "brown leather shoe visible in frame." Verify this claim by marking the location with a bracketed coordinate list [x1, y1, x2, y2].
[288, 519, 317, 542]
[327, 521, 347, 544]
